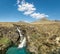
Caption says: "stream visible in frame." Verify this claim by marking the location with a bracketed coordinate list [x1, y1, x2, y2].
[6, 28, 30, 54]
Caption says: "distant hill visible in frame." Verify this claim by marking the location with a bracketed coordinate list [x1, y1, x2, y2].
[18, 21, 28, 23]
[32, 18, 60, 24]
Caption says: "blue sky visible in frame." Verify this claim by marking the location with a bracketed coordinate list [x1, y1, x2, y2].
[0, 0, 60, 22]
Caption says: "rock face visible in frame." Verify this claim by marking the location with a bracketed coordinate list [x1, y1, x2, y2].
[0, 22, 60, 54]
[0, 27, 19, 43]
[27, 23, 60, 54]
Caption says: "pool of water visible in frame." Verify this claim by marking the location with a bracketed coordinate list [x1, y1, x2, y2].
[6, 47, 30, 54]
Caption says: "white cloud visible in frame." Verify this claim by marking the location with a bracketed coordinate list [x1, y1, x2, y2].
[18, 2, 36, 14]
[24, 11, 34, 15]
[17, 0, 20, 4]
[31, 13, 49, 19]
[18, 4, 27, 11]
[23, 20, 30, 23]
[17, 0, 49, 19]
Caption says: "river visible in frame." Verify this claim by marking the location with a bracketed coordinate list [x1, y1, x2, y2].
[6, 28, 30, 54]
[6, 46, 30, 54]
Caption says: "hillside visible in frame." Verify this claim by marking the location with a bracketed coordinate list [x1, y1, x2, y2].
[32, 18, 60, 24]
[0, 20, 60, 54]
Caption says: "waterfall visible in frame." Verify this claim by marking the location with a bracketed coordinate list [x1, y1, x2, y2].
[17, 28, 26, 48]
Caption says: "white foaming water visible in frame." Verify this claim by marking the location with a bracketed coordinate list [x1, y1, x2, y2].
[17, 28, 26, 48]
[17, 28, 23, 42]
[18, 37, 26, 48]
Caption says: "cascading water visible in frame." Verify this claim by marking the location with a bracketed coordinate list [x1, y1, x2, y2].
[6, 27, 30, 54]
[17, 28, 26, 48]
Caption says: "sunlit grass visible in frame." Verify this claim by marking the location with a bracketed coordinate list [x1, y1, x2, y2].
[0, 37, 11, 45]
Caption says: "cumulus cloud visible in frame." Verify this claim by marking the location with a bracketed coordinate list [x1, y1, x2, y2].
[31, 13, 49, 19]
[24, 11, 34, 15]
[18, 2, 36, 15]
[17, 0, 49, 19]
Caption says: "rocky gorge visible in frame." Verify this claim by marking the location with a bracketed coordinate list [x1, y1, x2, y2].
[0, 21, 60, 54]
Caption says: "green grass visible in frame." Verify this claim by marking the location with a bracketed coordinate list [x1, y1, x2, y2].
[0, 37, 11, 45]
